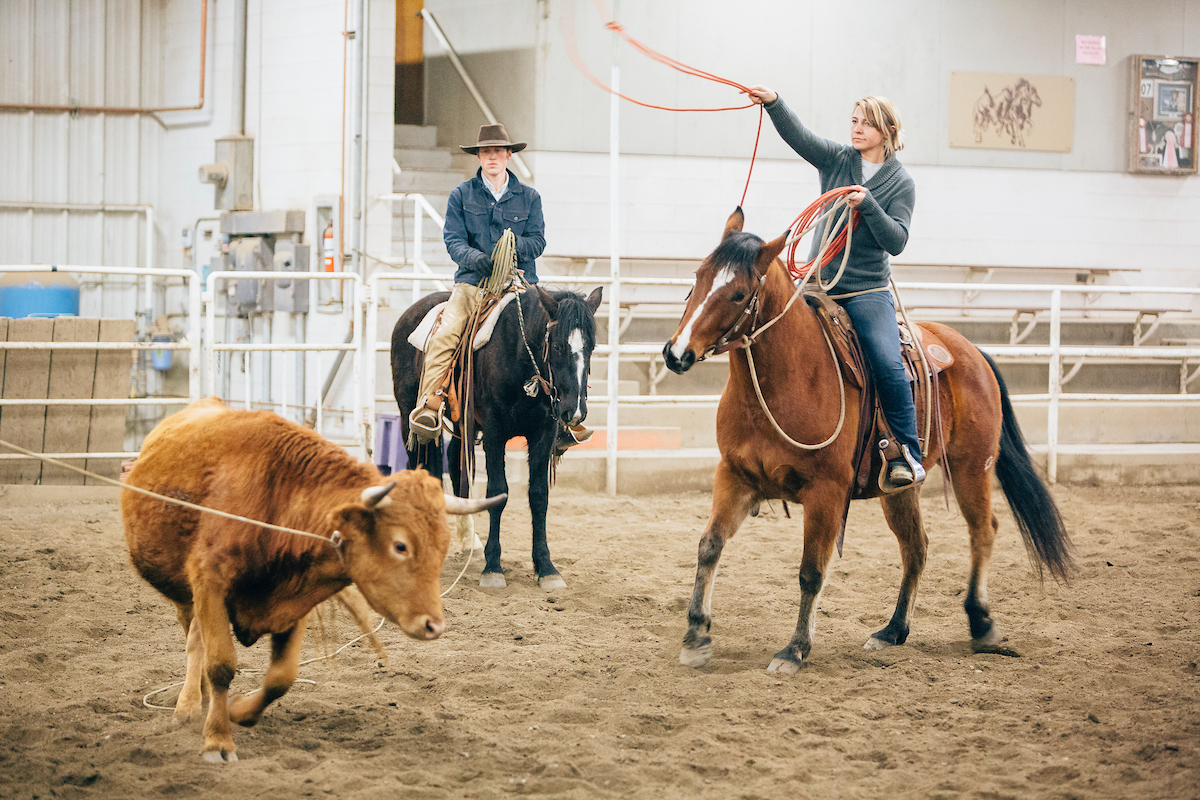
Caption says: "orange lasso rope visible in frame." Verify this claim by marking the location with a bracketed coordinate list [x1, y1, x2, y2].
[563, 0, 764, 207]
[784, 187, 862, 283]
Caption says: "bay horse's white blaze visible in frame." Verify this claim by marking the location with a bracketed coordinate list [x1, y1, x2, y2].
[569, 328, 585, 425]
[671, 266, 736, 360]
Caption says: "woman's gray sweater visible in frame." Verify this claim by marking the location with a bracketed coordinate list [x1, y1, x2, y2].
[765, 94, 915, 295]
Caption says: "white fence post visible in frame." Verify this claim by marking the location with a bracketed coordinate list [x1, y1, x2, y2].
[1047, 288, 1061, 483]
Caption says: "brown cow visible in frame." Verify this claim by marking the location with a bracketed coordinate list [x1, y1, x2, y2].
[122, 397, 501, 763]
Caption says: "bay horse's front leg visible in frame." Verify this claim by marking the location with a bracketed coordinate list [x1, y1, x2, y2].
[769, 481, 845, 674]
[680, 461, 757, 668]
[526, 424, 565, 591]
[479, 427, 510, 588]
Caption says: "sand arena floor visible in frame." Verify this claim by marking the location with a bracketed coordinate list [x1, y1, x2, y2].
[0, 483, 1197, 799]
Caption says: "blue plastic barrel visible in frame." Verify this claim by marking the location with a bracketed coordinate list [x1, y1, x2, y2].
[0, 272, 81, 318]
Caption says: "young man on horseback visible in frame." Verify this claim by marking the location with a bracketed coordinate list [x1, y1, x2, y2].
[410, 123, 589, 451]
[746, 87, 925, 487]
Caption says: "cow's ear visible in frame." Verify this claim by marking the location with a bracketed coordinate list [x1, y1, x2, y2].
[330, 505, 373, 539]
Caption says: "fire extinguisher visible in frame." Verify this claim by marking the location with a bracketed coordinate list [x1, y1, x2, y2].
[323, 223, 335, 272]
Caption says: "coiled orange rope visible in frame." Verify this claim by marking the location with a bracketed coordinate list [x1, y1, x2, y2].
[562, 0, 763, 206]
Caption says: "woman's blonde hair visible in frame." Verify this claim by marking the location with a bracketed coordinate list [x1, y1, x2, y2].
[855, 96, 904, 158]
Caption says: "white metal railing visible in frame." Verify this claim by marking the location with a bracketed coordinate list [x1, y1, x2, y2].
[0, 264, 200, 462]
[370, 192, 450, 305]
[0, 203, 158, 327]
[206, 271, 363, 450]
[365, 254, 1200, 486]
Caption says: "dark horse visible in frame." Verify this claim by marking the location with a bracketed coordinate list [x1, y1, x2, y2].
[391, 285, 602, 590]
[663, 209, 1073, 673]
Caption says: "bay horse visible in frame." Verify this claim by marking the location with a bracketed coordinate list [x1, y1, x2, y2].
[391, 285, 602, 591]
[664, 209, 1073, 673]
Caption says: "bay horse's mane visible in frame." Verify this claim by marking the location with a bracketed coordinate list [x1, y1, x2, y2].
[709, 231, 765, 278]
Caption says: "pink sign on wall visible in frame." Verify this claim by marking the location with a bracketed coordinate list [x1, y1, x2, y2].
[1076, 35, 1106, 65]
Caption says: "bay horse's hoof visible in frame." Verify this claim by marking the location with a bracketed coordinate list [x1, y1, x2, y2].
[863, 637, 891, 651]
[538, 574, 567, 592]
[679, 641, 712, 668]
[767, 657, 802, 674]
[970, 624, 1008, 653]
[479, 573, 506, 589]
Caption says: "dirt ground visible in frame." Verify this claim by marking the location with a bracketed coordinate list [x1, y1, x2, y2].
[0, 481, 1197, 800]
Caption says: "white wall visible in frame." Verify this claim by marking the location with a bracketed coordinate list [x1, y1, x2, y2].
[424, 0, 1200, 283]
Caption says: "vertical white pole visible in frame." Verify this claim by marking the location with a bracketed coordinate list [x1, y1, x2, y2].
[1047, 288, 1061, 483]
[413, 197, 423, 306]
[606, 10, 621, 497]
[189, 271, 201, 401]
[205, 273, 217, 396]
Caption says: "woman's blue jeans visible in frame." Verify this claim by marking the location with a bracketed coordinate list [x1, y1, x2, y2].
[835, 291, 921, 456]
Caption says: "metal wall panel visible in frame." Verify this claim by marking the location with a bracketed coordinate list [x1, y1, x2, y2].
[33, 0, 70, 104]
[0, 0, 153, 279]
[0, 1, 33, 104]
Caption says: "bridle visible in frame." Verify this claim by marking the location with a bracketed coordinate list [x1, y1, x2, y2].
[704, 271, 767, 359]
[515, 291, 556, 402]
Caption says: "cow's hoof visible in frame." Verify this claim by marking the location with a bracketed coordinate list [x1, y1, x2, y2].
[863, 636, 891, 651]
[767, 657, 802, 674]
[202, 749, 238, 764]
[679, 642, 712, 668]
[479, 573, 506, 589]
[538, 574, 567, 592]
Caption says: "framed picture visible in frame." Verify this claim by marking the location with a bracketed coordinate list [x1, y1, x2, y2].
[1155, 81, 1191, 121]
[1129, 55, 1199, 175]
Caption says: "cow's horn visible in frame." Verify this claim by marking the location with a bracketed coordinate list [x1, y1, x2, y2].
[362, 482, 396, 509]
[443, 493, 507, 515]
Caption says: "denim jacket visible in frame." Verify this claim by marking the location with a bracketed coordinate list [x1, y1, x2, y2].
[443, 168, 547, 285]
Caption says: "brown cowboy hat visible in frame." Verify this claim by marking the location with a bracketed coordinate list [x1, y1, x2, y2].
[460, 123, 527, 154]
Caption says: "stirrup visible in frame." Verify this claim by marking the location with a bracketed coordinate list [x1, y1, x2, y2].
[409, 401, 444, 445]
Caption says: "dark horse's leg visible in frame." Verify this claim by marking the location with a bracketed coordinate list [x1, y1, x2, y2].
[767, 479, 847, 674]
[526, 422, 565, 591]
[478, 425, 510, 588]
[866, 485, 929, 649]
[680, 461, 757, 668]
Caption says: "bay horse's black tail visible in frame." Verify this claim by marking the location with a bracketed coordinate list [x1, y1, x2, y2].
[979, 348, 1075, 583]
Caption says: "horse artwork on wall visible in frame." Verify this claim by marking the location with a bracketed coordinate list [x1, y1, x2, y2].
[951, 71, 1075, 153]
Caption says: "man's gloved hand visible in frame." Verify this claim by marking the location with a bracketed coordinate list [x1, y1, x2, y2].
[471, 252, 492, 275]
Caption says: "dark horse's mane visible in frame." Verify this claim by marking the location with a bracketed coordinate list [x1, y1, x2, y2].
[540, 287, 597, 342]
[709, 231, 765, 278]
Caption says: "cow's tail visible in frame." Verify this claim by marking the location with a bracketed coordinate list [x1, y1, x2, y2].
[979, 348, 1075, 583]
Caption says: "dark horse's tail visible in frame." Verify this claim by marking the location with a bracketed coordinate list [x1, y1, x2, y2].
[979, 348, 1075, 582]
